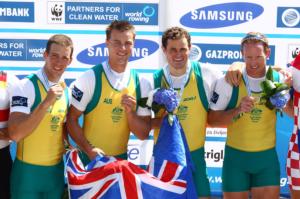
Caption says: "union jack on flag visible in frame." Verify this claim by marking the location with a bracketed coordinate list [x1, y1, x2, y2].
[66, 150, 187, 199]
[66, 115, 197, 199]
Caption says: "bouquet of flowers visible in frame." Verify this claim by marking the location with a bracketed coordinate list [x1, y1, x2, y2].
[259, 67, 290, 115]
[139, 88, 179, 125]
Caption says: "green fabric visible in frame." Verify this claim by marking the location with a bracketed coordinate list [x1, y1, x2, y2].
[85, 64, 103, 114]
[27, 74, 42, 112]
[222, 145, 280, 192]
[10, 158, 64, 199]
[132, 69, 140, 110]
[190, 147, 211, 197]
[192, 61, 209, 111]
[79, 150, 127, 166]
[153, 69, 164, 89]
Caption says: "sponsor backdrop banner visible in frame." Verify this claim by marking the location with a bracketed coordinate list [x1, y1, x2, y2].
[1, 0, 299, 197]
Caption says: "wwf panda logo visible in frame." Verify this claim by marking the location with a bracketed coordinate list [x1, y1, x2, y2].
[51, 4, 63, 17]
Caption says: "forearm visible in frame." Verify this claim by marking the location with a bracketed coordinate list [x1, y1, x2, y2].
[0, 128, 10, 140]
[126, 112, 151, 140]
[283, 99, 294, 117]
[66, 117, 93, 155]
[8, 100, 51, 142]
[207, 108, 241, 127]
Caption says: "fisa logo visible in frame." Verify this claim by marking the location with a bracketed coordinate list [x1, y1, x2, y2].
[48, 2, 65, 24]
[277, 7, 300, 28]
[180, 2, 264, 29]
[123, 3, 158, 25]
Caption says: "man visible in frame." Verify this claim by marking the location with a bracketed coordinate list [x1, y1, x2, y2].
[66, 20, 151, 164]
[151, 26, 223, 199]
[0, 71, 21, 199]
[208, 32, 287, 199]
[8, 34, 73, 199]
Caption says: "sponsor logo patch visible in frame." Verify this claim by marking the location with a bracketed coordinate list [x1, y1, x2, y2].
[72, 86, 83, 102]
[12, 96, 28, 107]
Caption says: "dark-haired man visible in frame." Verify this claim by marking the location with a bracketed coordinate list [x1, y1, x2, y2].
[67, 20, 151, 164]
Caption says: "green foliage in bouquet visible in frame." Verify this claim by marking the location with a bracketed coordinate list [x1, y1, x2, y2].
[259, 67, 290, 111]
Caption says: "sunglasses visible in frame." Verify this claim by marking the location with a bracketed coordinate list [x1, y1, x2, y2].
[241, 33, 268, 45]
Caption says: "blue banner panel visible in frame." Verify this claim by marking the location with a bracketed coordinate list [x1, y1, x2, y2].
[65, 2, 158, 25]
[277, 7, 300, 28]
[192, 43, 275, 65]
[0, 1, 34, 22]
[0, 39, 46, 61]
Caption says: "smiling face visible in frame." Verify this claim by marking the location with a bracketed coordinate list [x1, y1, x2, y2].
[242, 42, 270, 78]
[163, 37, 191, 76]
[106, 29, 135, 72]
[43, 43, 72, 82]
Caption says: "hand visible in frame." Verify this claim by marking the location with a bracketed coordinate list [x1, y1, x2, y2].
[279, 69, 292, 87]
[44, 84, 64, 107]
[237, 96, 255, 114]
[121, 94, 136, 113]
[87, 147, 105, 160]
[225, 62, 244, 86]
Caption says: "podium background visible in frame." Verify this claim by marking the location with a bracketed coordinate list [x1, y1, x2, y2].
[1, 0, 300, 197]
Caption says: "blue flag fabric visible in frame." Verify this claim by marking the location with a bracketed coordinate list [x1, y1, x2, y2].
[148, 115, 198, 199]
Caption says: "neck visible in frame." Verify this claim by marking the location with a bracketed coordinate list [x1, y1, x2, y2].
[108, 59, 127, 73]
[169, 65, 187, 77]
[43, 67, 60, 83]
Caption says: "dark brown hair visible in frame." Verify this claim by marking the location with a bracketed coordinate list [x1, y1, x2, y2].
[162, 27, 191, 49]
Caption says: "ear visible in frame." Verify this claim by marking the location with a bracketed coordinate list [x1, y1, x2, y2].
[162, 46, 167, 54]
[265, 48, 271, 59]
[43, 51, 48, 59]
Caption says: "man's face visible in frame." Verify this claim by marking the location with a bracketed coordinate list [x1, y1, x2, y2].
[106, 29, 135, 67]
[242, 42, 270, 77]
[43, 43, 72, 81]
[163, 37, 191, 71]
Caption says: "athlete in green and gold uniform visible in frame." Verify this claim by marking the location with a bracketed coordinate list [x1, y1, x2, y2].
[9, 34, 73, 199]
[208, 32, 285, 199]
[152, 27, 221, 199]
[67, 21, 151, 164]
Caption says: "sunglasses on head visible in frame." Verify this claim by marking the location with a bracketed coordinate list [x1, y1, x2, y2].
[241, 33, 268, 44]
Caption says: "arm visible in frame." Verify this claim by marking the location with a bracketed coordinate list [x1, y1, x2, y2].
[225, 62, 244, 86]
[121, 94, 151, 140]
[66, 105, 104, 160]
[0, 128, 9, 140]
[283, 97, 294, 117]
[8, 84, 64, 142]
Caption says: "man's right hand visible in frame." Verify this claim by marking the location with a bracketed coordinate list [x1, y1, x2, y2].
[237, 96, 255, 114]
[87, 147, 105, 160]
[44, 84, 64, 107]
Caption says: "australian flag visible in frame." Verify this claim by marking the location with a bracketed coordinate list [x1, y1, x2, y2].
[66, 116, 197, 199]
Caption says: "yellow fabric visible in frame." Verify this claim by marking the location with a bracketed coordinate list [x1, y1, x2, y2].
[227, 81, 276, 152]
[83, 72, 136, 156]
[154, 71, 207, 151]
[17, 81, 67, 166]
